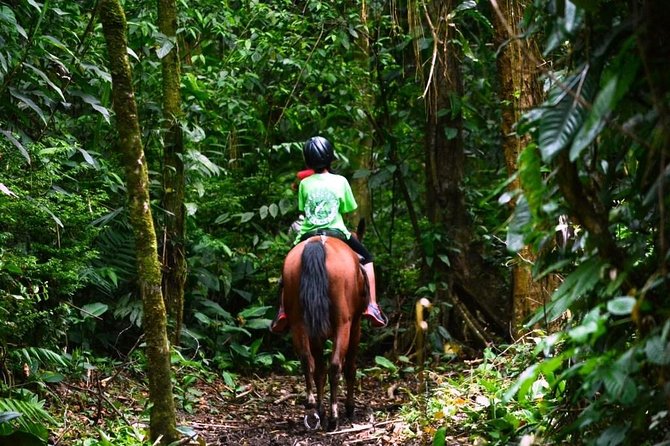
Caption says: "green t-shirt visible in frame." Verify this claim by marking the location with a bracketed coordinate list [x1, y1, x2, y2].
[295, 172, 358, 244]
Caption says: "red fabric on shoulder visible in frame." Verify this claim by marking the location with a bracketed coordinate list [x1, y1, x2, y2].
[296, 169, 315, 181]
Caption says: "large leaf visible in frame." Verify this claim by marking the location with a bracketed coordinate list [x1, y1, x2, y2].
[528, 257, 606, 325]
[69, 91, 111, 124]
[24, 63, 65, 101]
[506, 195, 531, 252]
[0, 130, 30, 164]
[517, 143, 545, 218]
[538, 69, 595, 162]
[9, 88, 47, 124]
[570, 57, 639, 160]
[0, 399, 55, 440]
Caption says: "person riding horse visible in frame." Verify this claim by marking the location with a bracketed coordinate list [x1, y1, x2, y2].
[271, 136, 387, 332]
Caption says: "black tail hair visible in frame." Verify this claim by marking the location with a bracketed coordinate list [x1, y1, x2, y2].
[300, 240, 330, 338]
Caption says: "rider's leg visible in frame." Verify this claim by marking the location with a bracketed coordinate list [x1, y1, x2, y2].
[362, 262, 387, 327]
[270, 280, 288, 333]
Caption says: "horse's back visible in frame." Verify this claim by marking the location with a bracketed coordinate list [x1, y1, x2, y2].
[282, 236, 365, 331]
[282, 236, 359, 286]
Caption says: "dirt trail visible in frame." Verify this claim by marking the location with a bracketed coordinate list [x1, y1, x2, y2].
[189, 373, 423, 445]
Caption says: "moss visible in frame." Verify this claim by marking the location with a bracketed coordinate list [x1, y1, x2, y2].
[99, 0, 178, 443]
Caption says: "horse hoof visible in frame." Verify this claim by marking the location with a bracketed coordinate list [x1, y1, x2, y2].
[304, 412, 321, 430]
[328, 417, 339, 431]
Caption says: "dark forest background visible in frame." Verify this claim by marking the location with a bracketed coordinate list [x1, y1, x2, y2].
[1, 0, 669, 444]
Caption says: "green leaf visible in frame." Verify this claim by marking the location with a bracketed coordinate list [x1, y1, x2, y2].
[432, 427, 447, 446]
[199, 300, 232, 320]
[77, 148, 97, 166]
[528, 258, 605, 325]
[9, 88, 47, 124]
[0, 398, 55, 440]
[70, 91, 111, 124]
[0, 130, 30, 164]
[602, 368, 636, 404]
[81, 302, 108, 318]
[506, 196, 531, 252]
[596, 424, 628, 446]
[239, 212, 254, 223]
[374, 356, 397, 372]
[243, 319, 270, 330]
[538, 70, 594, 161]
[156, 35, 175, 59]
[569, 76, 615, 161]
[24, 63, 65, 101]
[570, 56, 638, 160]
[39, 372, 65, 384]
[645, 336, 670, 365]
[221, 326, 251, 337]
[606, 296, 635, 316]
[238, 306, 271, 319]
[518, 144, 545, 218]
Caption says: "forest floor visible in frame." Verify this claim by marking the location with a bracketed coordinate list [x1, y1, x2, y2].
[48, 358, 474, 446]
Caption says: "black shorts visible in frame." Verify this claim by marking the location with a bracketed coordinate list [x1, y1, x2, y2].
[299, 229, 374, 264]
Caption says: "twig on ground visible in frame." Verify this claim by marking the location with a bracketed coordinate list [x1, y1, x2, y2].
[273, 392, 297, 404]
[326, 419, 398, 435]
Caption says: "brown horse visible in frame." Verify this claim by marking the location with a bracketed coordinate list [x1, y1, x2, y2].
[282, 234, 368, 430]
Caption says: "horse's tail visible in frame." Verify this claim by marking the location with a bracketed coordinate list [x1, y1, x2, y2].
[300, 240, 330, 338]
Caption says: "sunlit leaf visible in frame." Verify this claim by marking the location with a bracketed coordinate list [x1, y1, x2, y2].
[71, 91, 111, 124]
[606, 296, 635, 316]
[81, 302, 108, 318]
[156, 36, 175, 59]
[77, 148, 97, 166]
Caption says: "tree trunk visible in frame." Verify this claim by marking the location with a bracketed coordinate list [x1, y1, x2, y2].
[423, 0, 509, 345]
[491, 0, 557, 335]
[158, 0, 187, 345]
[350, 0, 373, 228]
[99, 1, 178, 443]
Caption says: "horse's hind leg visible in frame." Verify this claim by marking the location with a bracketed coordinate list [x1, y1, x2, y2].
[328, 324, 352, 430]
[344, 320, 362, 419]
[292, 330, 320, 430]
[312, 341, 327, 427]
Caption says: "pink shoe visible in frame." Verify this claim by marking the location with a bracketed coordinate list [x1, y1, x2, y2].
[270, 309, 288, 333]
[364, 303, 388, 328]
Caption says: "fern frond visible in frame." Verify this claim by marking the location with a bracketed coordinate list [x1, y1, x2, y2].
[0, 398, 56, 439]
[17, 348, 69, 369]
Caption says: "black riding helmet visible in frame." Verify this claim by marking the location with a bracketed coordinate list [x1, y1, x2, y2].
[303, 136, 334, 171]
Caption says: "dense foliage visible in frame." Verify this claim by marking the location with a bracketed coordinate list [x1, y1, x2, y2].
[1, 0, 668, 444]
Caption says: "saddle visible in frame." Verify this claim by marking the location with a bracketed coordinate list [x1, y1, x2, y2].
[299, 228, 347, 242]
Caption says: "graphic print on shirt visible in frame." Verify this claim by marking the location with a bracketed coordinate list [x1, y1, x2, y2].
[304, 188, 339, 226]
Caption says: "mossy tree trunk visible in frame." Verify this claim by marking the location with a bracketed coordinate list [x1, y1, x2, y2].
[99, 0, 178, 443]
[492, 0, 557, 335]
[350, 1, 373, 229]
[158, 0, 187, 345]
[423, 0, 510, 345]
